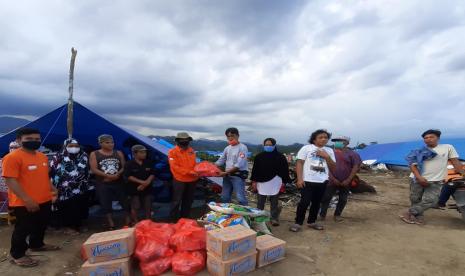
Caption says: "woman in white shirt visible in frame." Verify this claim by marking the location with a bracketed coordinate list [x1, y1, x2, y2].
[289, 130, 336, 232]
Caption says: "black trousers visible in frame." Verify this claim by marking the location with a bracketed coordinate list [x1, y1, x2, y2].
[257, 194, 280, 220]
[10, 201, 52, 259]
[295, 181, 327, 225]
[320, 184, 349, 217]
[56, 195, 88, 230]
[171, 180, 197, 220]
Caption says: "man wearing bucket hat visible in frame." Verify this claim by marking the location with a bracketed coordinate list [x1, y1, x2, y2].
[320, 135, 361, 222]
[168, 132, 199, 220]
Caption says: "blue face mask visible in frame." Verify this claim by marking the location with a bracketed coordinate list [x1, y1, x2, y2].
[263, 145, 275, 152]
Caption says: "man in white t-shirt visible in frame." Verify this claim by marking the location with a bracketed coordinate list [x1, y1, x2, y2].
[289, 129, 336, 232]
[401, 129, 464, 224]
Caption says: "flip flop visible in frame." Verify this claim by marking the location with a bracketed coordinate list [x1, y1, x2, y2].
[10, 256, 39, 267]
[399, 214, 416, 224]
[30, 244, 61, 252]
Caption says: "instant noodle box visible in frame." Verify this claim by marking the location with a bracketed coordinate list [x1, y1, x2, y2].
[82, 228, 135, 264]
[256, 234, 286, 268]
[80, 257, 133, 276]
[207, 225, 257, 261]
[207, 251, 257, 276]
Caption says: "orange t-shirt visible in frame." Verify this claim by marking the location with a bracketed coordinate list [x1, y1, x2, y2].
[1, 149, 52, 207]
[168, 146, 199, 183]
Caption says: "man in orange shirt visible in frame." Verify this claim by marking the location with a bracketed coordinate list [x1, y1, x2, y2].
[168, 132, 199, 220]
[2, 128, 59, 267]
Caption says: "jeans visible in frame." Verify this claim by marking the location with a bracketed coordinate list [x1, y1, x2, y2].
[295, 181, 327, 225]
[257, 194, 281, 220]
[221, 176, 248, 206]
[438, 184, 456, 207]
[10, 201, 52, 259]
[320, 184, 350, 217]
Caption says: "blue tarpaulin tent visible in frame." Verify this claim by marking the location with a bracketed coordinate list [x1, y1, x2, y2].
[0, 102, 173, 201]
[357, 138, 465, 166]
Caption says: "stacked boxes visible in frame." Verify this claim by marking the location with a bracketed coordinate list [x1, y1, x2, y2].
[81, 257, 132, 276]
[255, 235, 286, 268]
[80, 228, 135, 276]
[206, 225, 257, 276]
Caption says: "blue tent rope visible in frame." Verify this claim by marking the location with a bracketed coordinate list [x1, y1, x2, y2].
[41, 105, 66, 147]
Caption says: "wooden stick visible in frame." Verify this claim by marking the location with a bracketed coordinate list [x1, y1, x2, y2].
[67, 47, 77, 139]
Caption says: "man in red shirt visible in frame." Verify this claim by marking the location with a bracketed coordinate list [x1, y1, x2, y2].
[2, 128, 59, 267]
[168, 132, 199, 220]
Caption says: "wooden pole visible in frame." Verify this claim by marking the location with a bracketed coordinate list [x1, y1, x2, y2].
[67, 47, 77, 139]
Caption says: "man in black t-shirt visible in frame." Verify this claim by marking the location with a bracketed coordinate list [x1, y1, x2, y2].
[124, 145, 155, 223]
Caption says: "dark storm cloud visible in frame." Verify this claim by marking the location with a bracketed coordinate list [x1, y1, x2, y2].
[1, 0, 465, 144]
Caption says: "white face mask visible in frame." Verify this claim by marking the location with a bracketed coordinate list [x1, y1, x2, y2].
[66, 147, 80, 154]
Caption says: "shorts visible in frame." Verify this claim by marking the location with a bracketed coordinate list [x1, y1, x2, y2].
[129, 193, 152, 210]
[96, 182, 129, 214]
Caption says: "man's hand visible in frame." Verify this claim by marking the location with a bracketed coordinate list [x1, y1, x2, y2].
[219, 171, 228, 177]
[316, 149, 330, 160]
[252, 182, 257, 192]
[190, 171, 199, 177]
[296, 179, 305, 189]
[137, 185, 145, 191]
[24, 198, 40, 212]
[341, 179, 351, 187]
[417, 176, 429, 187]
[51, 190, 58, 203]
[105, 174, 119, 182]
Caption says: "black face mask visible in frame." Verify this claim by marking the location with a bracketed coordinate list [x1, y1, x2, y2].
[178, 141, 190, 147]
[22, 141, 41, 151]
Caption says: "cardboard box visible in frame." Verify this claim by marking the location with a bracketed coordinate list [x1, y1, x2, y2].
[207, 251, 257, 276]
[80, 257, 133, 276]
[256, 235, 286, 268]
[82, 228, 135, 264]
[207, 225, 256, 261]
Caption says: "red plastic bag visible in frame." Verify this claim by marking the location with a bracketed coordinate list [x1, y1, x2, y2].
[135, 220, 176, 262]
[140, 257, 172, 276]
[172, 251, 206, 275]
[135, 220, 175, 242]
[194, 161, 222, 177]
[135, 239, 175, 263]
[174, 218, 199, 231]
[170, 227, 207, 252]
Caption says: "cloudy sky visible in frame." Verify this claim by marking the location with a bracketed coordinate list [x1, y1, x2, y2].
[1, 0, 464, 145]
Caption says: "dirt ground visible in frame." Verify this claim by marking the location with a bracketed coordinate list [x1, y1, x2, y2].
[1, 172, 465, 276]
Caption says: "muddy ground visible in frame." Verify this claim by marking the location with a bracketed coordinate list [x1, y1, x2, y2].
[1, 172, 465, 276]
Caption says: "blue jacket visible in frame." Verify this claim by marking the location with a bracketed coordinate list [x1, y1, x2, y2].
[405, 147, 437, 173]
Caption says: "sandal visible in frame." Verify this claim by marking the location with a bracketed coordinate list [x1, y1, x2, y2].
[271, 219, 280, 227]
[289, 224, 302, 232]
[307, 223, 324, 230]
[333, 216, 344, 223]
[414, 216, 424, 225]
[10, 256, 39, 267]
[30, 244, 61, 252]
[63, 228, 80, 236]
[399, 212, 416, 224]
